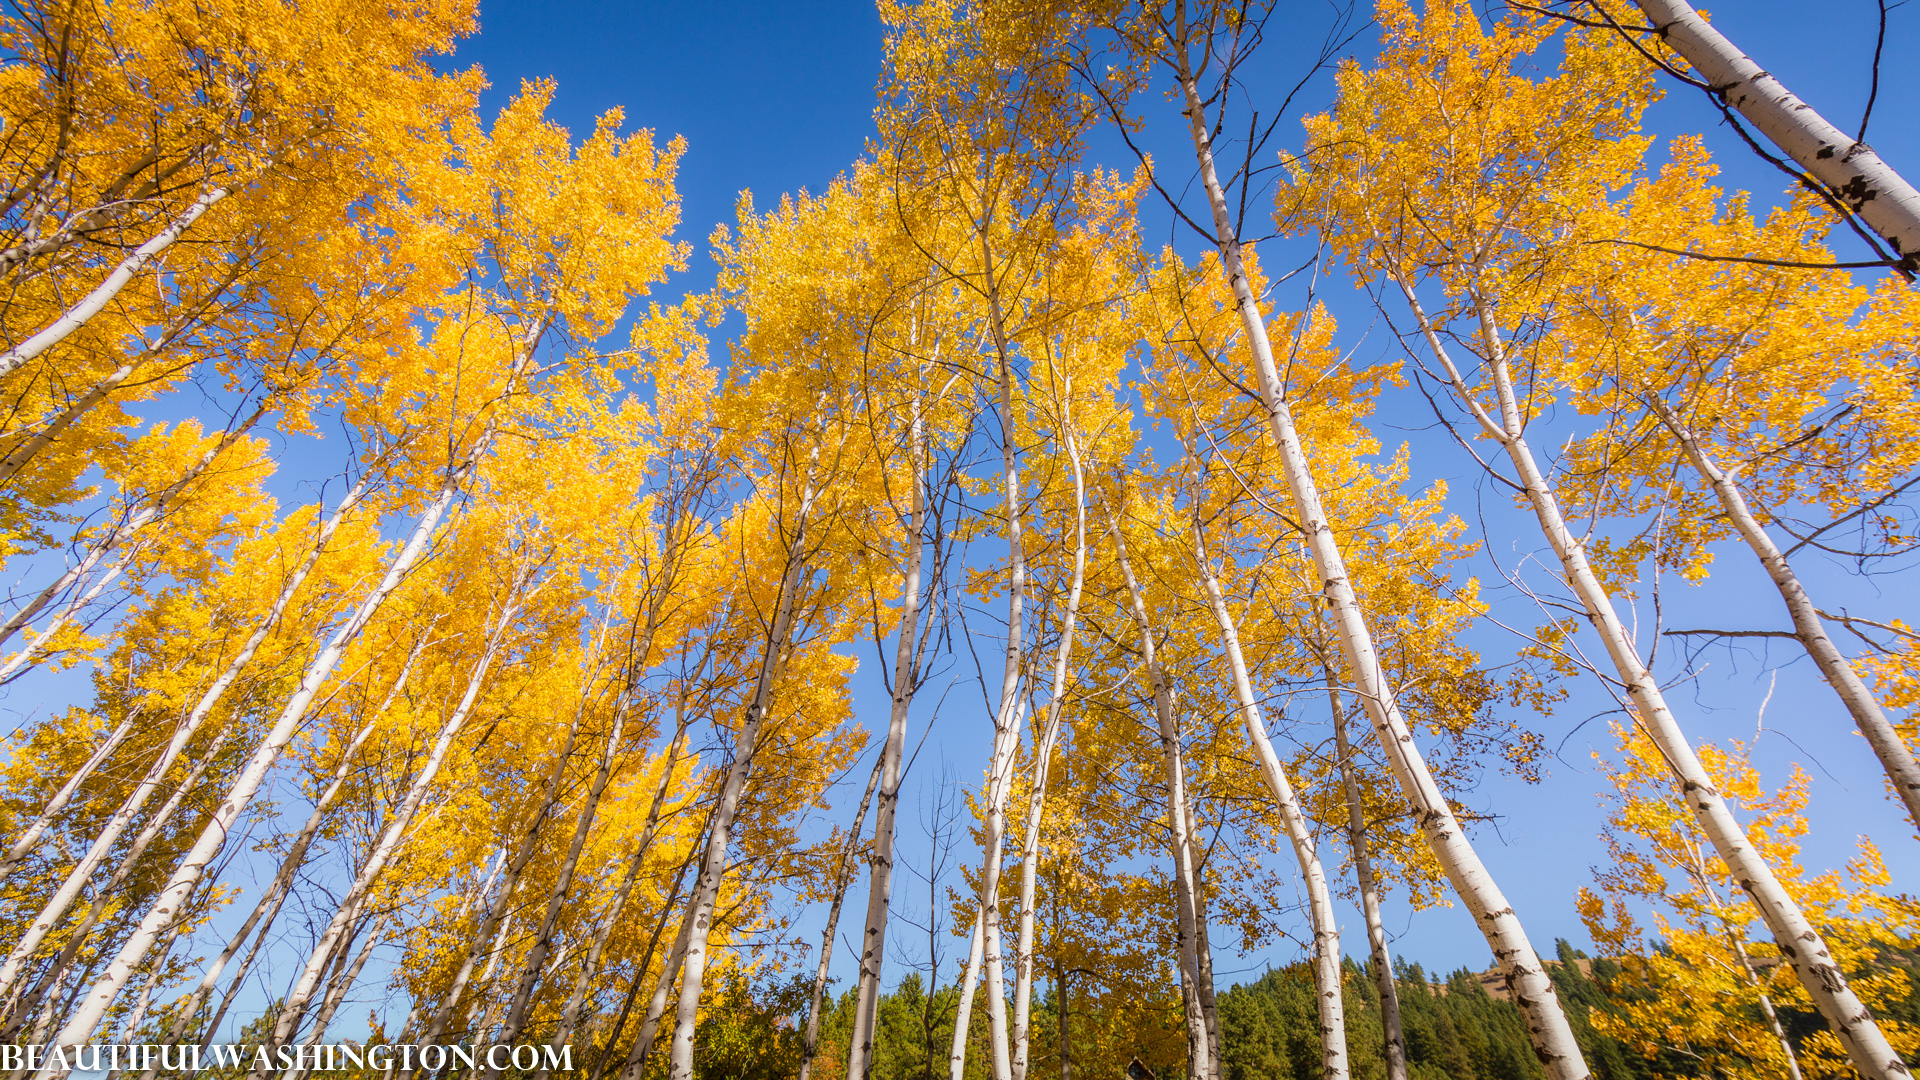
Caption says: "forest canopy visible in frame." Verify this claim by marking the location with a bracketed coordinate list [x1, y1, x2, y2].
[0, 2, 1915, 1080]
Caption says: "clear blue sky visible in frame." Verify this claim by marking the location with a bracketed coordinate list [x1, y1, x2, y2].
[439, 0, 1920, 991]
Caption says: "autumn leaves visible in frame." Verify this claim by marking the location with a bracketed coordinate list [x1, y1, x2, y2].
[0, 1, 1915, 1080]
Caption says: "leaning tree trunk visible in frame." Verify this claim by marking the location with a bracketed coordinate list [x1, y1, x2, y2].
[260, 581, 527, 1070]
[1168, 32, 1589, 1077]
[1325, 663, 1408, 1080]
[42, 345, 531, 1055]
[0, 463, 371, 998]
[0, 393, 271, 667]
[1643, 394, 1920, 829]
[0, 714, 136, 885]
[1190, 496, 1347, 1080]
[0, 185, 231, 381]
[1628, 0, 1920, 271]
[1108, 509, 1215, 1079]
[665, 459, 824, 1080]
[1011, 406, 1086, 1080]
[798, 755, 885, 1080]
[1412, 278, 1909, 1080]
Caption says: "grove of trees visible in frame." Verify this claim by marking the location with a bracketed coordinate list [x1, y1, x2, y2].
[0, 1, 1913, 1080]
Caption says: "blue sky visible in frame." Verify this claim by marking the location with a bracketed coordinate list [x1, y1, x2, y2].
[434, 1, 1920, 993]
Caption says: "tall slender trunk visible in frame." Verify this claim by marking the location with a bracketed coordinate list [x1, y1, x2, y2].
[799, 755, 886, 1080]
[415, 693, 590, 1056]
[1643, 394, 1920, 828]
[154, 631, 430, 1056]
[0, 714, 136, 885]
[848, 391, 936, 1080]
[1010, 403, 1086, 1080]
[947, 909, 986, 1080]
[261, 577, 529, 1067]
[293, 910, 390, 1066]
[972, 267, 1028, 1080]
[0, 185, 231, 381]
[1107, 510, 1214, 1079]
[0, 362, 134, 486]
[618, 854, 718, 1080]
[0, 465, 371, 998]
[666, 459, 824, 1080]
[2, 726, 233, 1035]
[1188, 500, 1346, 1080]
[576, 848, 699, 1080]
[1628, 0, 1920, 271]
[1168, 31, 1588, 1077]
[1327, 665, 1407, 1080]
[41, 349, 528, 1056]
[1412, 277, 1907, 1080]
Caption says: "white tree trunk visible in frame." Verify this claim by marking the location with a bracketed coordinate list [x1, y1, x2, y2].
[1108, 510, 1215, 1080]
[1642, 394, 1920, 828]
[947, 909, 987, 1080]
[1166, 31, 1590, 1076]
[0, 394, 272, 661]
[262, 582, 526, 1062]
[40, 390, 513, 1057]
[0, 714, 136, 884]
[0, 461, 369, 977]
[1415, 278, 1909, 1080]
[1630, 0, 1920, 268]
[1010, 403, 1086, 1080]
[618, 875, 702, 1080]
[847, 392, 935, 1080]
[1189, 500, 1347, 1080]
[1327, 668, 1407, 1080]
[0, 186, 230, 380]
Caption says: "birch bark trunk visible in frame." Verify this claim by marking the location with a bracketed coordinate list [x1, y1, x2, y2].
[1166, 24, 1588, 1076]
[1628, 0, 1920, 270]
[1409, 278, 1908, 1080]
[1108, 509, 1215, 1079]
[1642, 394, 1920, 829]
[540, 708, 697, 1075]
[0, 394, 272, 661]
[156, 632, 429, 1054]
[0, 714, 136, 885]
[1188, 496, 1347, 1080]
[487, 688, 635, 1064]
[1326, 667, 1407, 1080]
[1010, 409, 1086, 1080]
[847, 389, 936, 1080]
[798, 755, 886, 1080]
[947, 909, 986, 1080]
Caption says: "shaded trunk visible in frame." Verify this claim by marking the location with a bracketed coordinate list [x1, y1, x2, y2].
[1010, 404, 1086, 1080]
[0, 714, 136, 885]
[1108, 510, 1214, 1079]
[1328, 667, 1407, 1080]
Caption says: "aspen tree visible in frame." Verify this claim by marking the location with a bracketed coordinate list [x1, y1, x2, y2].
[1292, 6, 1913, 1076]
[1100, 3, 1589, 1074]
[1554, 150, 1920, 829]
[1108, 495, 1216, 1079]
